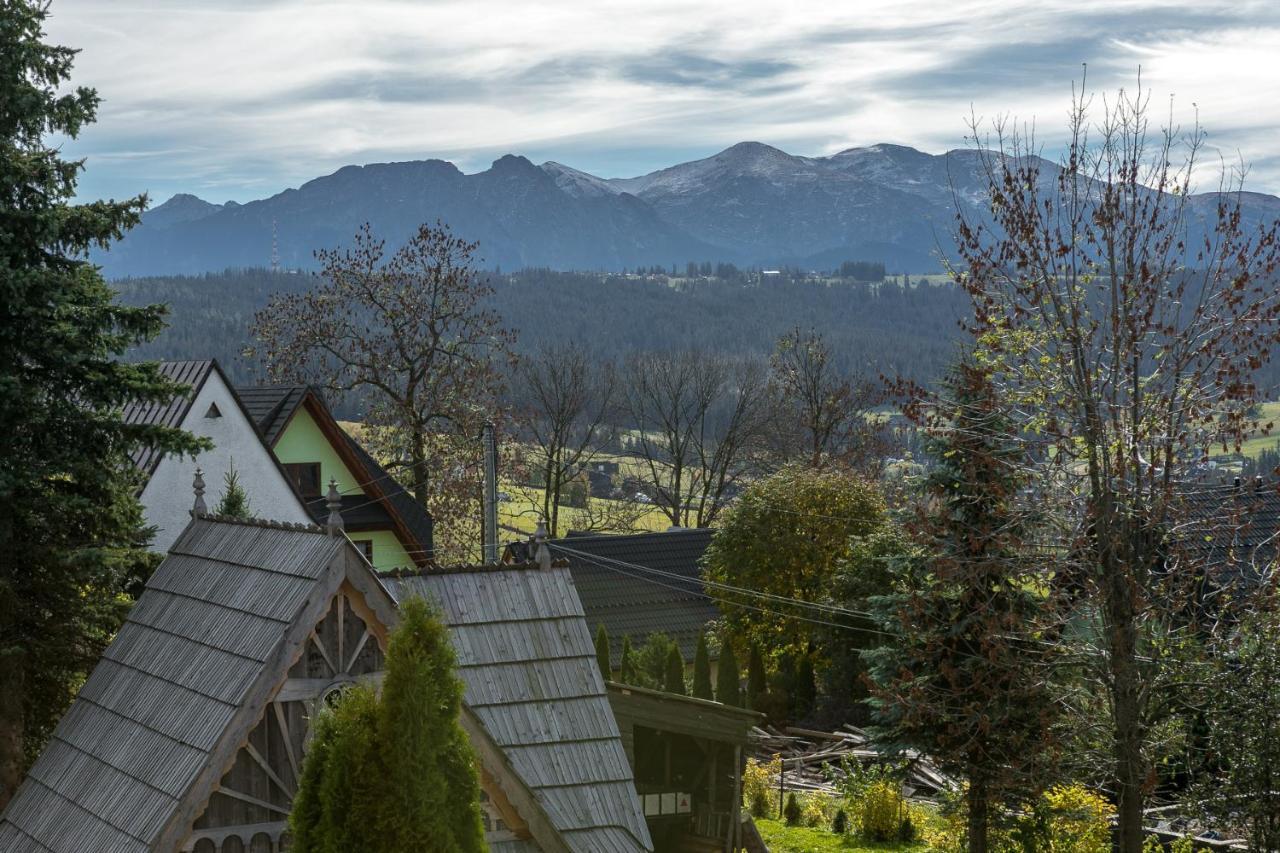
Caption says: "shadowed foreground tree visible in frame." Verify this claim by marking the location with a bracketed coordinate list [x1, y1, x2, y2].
[716, 640, 741, 706]
[253, 222, 515, 562]
[952, 80, 1280, 852]
[0, 0, 206, 806]
[290, 596, 485, 852]
[866, 361, 1060, 853]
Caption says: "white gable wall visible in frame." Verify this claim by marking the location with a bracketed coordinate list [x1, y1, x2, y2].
[141, 371, 311, 552]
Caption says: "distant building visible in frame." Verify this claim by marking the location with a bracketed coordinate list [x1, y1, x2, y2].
[237, 385, 434, 569]
[507, 528, 720, 669]
[124, 360, 311, 552]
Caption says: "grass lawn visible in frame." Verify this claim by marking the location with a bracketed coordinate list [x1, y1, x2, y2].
[755, 819, 931, 853]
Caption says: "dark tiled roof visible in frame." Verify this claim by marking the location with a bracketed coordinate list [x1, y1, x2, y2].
[122, 360, 215, 477]
[543, 529, 719, 666]
[1178, 482, 1280, 585]
[0, 518, 344, 852]
[235, 385, 434, 560]
[389, 567, 652, 853]
[342, 434, 435, 558]
[234, 385, 307, 446]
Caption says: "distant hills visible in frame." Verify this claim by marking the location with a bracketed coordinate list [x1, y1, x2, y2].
[93, 142, 1280, 277]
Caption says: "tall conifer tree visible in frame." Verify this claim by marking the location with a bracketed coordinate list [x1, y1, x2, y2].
[864, 362, 1059, 853]
[0, 0, 205, 805]
[595, 624, 612, 681]
[716, 641, 741, 706]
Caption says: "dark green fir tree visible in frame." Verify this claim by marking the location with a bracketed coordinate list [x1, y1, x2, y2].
[692, 634, 713, 700]
[715, 641, 741, 706]
[663, 645, 687, 695]
[0, 0, 206, 807]
[595, 624, 612, 681]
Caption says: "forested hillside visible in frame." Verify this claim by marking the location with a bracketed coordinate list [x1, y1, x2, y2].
[113, 268, 971, 396]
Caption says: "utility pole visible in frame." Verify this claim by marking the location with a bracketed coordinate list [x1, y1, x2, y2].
[270, 218, 280, 273]
[481, 422, 499, 564]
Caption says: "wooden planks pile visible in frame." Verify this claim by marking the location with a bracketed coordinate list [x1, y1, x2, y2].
[748, 724, 953, 799]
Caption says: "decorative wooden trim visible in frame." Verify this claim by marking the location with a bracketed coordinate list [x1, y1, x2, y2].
[160, 544, 351, 851]
[459, 707, 572, 853]
[480, 766, 530, 840]
[244, 739, 295, 799]
[273, 702, 300, 783]
[216, 785, 291, 816]
[346, 628, 371, 672]
[309, 629, 337, 675]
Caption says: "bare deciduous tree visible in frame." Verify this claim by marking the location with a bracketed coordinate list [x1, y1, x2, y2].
[623, 351, 768, 528]
[770, 327, 889, 472]
[954, 80, 1280, 852]
[510, 344, 617, 537]
[252, 222, 515, 563]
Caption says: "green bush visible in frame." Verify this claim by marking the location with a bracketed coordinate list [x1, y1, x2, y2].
[784, 792, 802, 827]
[832, 808, 848, 834]
[859, 780, 906, 841]
[750, 789, 772, 819]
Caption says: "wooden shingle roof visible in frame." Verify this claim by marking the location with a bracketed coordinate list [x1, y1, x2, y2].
[390, 567, 653, 853]
[122, 360, 216, 478]
[0, 517, 354, 852]
[541, 529, 720, 666]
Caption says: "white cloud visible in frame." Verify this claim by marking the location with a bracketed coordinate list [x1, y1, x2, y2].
[45, 0, 1280, 201]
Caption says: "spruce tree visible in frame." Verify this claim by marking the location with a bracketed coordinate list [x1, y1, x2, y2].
[595, 624, 612, 681]
[747, 643, 767, 710]
[619, 635, 636, 685]
[214, 459, 252, 518]
[716, 642, 741, 706]
[290, 596, 485, 852]
[663, 645, 686, 695]
[692, 634, 713, 700]
[793, 654, 816, 721]
[864, 362, 1059, 853]
[0, 0, 206, 805]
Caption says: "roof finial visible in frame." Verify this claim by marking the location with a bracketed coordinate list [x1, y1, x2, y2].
[326, 478, 344, 536]
[533, 517, 551, 570]
[192, 467, 207, 516]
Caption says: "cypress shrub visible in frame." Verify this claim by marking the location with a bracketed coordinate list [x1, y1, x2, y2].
[595, 624, 611, 681]
[716, 641, 741, 706]
[793, 655, 816, 720]
[663, 645, 686, 695]
[784, 792, 802, 826]
[619, 635, 636, 684]
[290, 595, 486, 852]
[692, 635, 713, 700]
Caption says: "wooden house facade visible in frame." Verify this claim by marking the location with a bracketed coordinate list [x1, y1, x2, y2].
[0, 514, 650, 852]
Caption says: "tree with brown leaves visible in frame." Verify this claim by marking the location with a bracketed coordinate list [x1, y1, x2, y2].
[253, 222, 514, 563]
[952, 79, 1280, 852]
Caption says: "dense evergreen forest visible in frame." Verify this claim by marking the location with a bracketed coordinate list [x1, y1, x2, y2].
[112, 267, 970, 398]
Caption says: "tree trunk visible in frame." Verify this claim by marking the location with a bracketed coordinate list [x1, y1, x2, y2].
[409, 432, 433, 558]
[966, 769, 989, 853]
[1106, 559, 1146, 853]
[0, 647, 24, 810]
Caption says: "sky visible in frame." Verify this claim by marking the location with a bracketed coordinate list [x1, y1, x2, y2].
[48, 0, 1280, 204]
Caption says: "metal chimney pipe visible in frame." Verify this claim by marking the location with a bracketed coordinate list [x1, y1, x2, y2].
[481, 422, 499, 564]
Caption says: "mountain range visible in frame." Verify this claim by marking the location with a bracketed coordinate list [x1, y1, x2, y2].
[92, 142, 1280, 277]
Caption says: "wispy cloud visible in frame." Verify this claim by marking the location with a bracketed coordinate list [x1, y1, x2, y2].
[46, 0, 1280, 202]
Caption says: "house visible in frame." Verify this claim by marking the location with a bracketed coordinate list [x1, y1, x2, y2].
[0, 510, 650, 852]
[389, 565, 654, 852]
[124, 360, 311, 553]
[508, 528, 721, 669]
[237, 384, 434, 570]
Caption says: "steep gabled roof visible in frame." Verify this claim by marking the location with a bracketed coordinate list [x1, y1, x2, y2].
[234, 385, 308, 447]
[235, 384, 434, 563]
[122, 360, 216, 478]
[535, 529, 720, 666]
[1178, 482, 1280, 585]
[390, 567, 653, 853]
[0, 516, 386, 852]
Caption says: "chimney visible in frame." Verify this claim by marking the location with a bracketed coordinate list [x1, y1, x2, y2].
[192, 467, 207, 516]
[481, 422, 499, 564]
[326, 479, 344, 536]
[532, 518, 551, 570]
